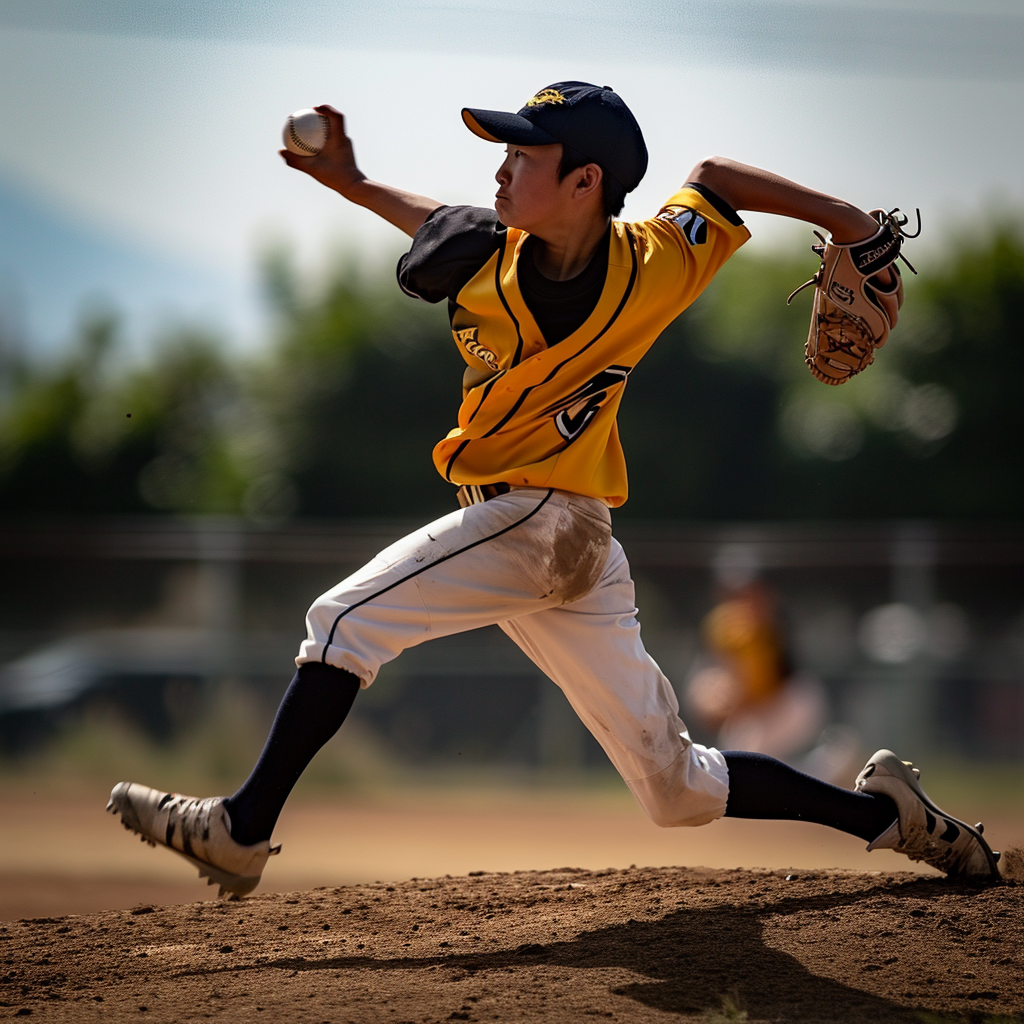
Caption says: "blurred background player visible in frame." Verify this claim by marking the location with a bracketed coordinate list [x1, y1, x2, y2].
[685, 544, 862, 785]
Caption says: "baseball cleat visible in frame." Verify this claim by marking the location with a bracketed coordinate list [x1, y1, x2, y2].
[855, 750, 1001, 883]
[107, 782, 280, 898]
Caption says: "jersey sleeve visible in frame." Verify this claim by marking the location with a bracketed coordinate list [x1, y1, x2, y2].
[667, 181, 747, 234]
[397, 205, 505, 304]
[636, 182, 751, 308]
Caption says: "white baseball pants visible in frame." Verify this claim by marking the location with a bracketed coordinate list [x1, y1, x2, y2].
[298, 487, 729, 827]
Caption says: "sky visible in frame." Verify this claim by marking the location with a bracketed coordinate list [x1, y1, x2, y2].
[0, 0, 1022, 353]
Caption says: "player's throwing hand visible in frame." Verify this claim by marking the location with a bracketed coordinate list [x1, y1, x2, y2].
[279, 104, 365, 196]
[279, 102, 441, 237]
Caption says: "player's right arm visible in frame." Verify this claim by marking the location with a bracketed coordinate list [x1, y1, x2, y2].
[280, 105, 442, 237]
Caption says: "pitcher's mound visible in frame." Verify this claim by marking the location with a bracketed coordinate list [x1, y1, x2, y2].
[3, 865, 1021, 1022]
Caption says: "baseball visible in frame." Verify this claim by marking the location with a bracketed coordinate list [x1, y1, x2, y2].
[282, 108, 329, 156]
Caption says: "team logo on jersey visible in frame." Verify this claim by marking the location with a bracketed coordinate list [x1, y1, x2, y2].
[454, 327, 499, 370]
[544, 365, 632, 443]
[525, 88, 566, 108]
[659, 206, 707, 246]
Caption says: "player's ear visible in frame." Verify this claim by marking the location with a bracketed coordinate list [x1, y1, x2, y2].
[575, 163, 603, 198]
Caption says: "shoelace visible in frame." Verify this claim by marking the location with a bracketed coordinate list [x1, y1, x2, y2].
[159, 793, 282, 856]
[160, 794, 216, 847]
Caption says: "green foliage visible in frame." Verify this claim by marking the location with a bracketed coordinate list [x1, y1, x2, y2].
[2, 223, 1023, 520]
[0, 680, 395, 793]
[0, 312, 246, 515]
[249, 250, 462, 518]
[620, 223, 1024, 519]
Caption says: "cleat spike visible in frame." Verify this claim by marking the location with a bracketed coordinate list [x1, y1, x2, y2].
[993, 850, 1001, 863]
[975, 822, 984, 834]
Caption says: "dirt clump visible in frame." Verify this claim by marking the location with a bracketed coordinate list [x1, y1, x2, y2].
[0, 866, 1021, 1023]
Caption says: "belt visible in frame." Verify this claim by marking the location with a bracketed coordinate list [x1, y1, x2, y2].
[456, 482, 512, 508]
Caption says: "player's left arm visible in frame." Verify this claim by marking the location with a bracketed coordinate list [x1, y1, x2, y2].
[687, 157, 879, 244]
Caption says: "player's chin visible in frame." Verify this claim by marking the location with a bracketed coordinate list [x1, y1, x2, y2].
[494, 198, 518, 228]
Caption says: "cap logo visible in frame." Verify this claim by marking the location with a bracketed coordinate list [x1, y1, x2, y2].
[525, 88, 566, 108]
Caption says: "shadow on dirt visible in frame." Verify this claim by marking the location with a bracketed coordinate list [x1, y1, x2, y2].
[176, 876, 1021, 1023]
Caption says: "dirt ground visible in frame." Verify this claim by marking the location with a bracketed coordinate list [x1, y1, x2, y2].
[1, 782, 1021, 1021]
[0, 787, 957, 920]
[1, 864, 1022, 1023]
[4, 782, 1024, 920]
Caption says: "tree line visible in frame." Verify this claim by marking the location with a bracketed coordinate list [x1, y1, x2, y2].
[1, 225, 1022, 521]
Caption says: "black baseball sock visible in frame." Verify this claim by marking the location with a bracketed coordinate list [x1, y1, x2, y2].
[722, 750, 898, 843]
[224, 661, 361, 846]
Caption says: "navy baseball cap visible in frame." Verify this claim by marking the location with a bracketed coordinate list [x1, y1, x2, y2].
[463, 82, 648, 193]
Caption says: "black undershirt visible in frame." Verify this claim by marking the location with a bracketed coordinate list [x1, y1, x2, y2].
[396, 183, 744, 346]
[517, 225, 611, 345]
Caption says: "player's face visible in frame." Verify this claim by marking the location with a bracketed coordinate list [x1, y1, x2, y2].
[493, 144, 571, 231]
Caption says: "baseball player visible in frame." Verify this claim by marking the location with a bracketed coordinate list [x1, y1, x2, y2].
[685, 567, 863, 786]
[108, 83, 1000, 895]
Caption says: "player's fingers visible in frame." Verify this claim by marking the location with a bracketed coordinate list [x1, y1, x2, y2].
[315, 104, 345, 133]
[279, 149, 317, 171]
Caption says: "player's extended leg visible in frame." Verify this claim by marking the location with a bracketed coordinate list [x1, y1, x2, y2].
[108, 487, 612, 894]
[223, 661, 360, 845]
[499, 539, 1001, 882]
[106, 661, 360, 896]
[721, 750, 999, 880]
[221, 487, 601, 847]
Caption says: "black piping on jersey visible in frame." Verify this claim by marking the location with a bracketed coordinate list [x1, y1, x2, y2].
[319, 489, 555, 660]
[450, 237, 519, 435]
[683, 181, 745, 228]
[442, 230, 639, 483]
[443, 441, 472, 482]
[492, 231, 526, 367]
[464, 369, 507, 427]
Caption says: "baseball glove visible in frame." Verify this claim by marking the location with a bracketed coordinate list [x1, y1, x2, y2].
[788, 208, 920, 385]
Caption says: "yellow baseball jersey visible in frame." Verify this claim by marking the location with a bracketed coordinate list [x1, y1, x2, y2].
[398, 185, 750, 507]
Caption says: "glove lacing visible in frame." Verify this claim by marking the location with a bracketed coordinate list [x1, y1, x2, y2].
[786, 207, 922, 305]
